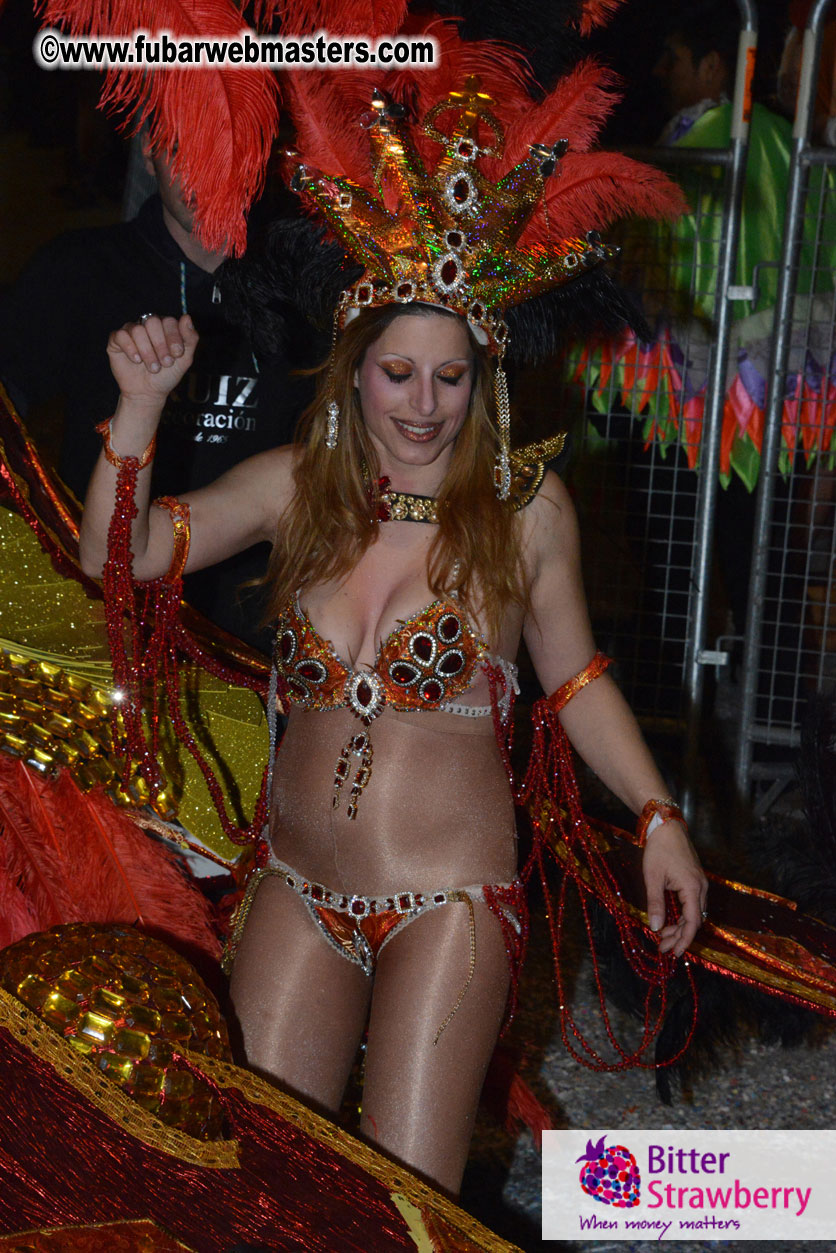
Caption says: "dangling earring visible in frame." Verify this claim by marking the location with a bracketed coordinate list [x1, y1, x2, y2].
[325, 400, 340, 449]
[323, 294, 348, 452]
[494, 349, 511, 500]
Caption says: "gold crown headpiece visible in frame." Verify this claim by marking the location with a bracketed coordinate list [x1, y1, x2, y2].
[289, 79, 616, 497]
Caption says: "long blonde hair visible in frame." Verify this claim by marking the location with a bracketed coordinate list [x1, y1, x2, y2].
[264, 304, 528, 639]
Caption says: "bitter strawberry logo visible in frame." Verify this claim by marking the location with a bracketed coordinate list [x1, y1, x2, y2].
[577, 1136, 641, 1207]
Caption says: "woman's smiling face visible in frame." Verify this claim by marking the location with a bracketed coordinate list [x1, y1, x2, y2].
[355, 310, 475, 485]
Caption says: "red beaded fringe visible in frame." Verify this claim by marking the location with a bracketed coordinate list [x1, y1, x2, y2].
[516, 694, 698, 1072]
[102, 458, 268, 851]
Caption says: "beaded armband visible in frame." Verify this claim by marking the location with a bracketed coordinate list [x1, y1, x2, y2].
[546, 651, 611, 714]
[634, 797, 688, 848]
[96, 416, 157, 469]
[154, 496, 191, 585]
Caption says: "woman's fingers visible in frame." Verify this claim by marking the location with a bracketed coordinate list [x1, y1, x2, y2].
[107, 326, 144, 364]
[642, 821, 708, 957]
[108, 315, 191, 372]
[107, 315, 197, 398]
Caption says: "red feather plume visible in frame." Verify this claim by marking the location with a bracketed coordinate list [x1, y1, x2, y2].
[36, 0, 278, 256]
[284, 71, 381, 183]
[578, 0, 626, 36]
[256, 0, 409, 35]
[395, 16, 533, 135]
[285, 15, 536, 188]
[523, 149, 688, 242]
[485, 58, 623, 178]
[0, 757, 220, 961]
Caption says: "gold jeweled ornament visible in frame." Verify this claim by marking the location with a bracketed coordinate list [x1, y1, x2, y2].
[289, 79, 613, 497]
[0, 923, 232, 1140]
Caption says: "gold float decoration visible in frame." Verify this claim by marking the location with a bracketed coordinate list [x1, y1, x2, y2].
[0, 924, 232, 1140]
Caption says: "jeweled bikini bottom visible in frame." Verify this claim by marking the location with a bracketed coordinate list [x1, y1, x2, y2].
[224, 854, 527, 1040]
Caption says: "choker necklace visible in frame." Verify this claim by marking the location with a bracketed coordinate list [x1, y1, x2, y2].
[369, 474, 438, 524]
[368, 433, 568, 523]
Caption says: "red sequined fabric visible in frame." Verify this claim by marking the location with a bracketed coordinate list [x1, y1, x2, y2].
[0, 983, 512, 1252]
[517, 694, 697, 1070]
[102, 457, 269, 850]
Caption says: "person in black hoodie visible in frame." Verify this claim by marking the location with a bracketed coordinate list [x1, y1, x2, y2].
[0, 139, 315, 650]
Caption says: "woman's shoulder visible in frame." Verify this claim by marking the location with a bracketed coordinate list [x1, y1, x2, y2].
[516, 468, 581, 591]
[519, 469, 577, 541]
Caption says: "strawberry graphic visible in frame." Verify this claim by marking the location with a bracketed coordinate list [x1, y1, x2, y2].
[577, 1135, 641, 1207]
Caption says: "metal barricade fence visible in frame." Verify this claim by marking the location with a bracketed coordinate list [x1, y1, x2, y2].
[736, 0, 836, 814]
[553, 1, 757, 821]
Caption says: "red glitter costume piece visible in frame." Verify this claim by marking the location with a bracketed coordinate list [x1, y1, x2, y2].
[101, 456, 269, 850]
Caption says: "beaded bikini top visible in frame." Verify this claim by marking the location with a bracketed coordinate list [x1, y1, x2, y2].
[273, 595, 518, 820]
[275, 594, 488, 721]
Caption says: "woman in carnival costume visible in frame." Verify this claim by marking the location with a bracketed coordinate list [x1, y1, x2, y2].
[78, 66, 708, 1193]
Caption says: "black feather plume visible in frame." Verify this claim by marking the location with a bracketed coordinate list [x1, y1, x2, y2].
[427, 0, 589, 92]
[218, 218, 362, 364]
[506, 266, 651, 365]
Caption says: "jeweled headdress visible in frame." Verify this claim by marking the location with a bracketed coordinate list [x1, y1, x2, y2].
[290, 80, 617, 357]
[288, 79, 626, 495]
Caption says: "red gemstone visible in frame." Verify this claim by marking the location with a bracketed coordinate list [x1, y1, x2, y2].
[280, 631, 295, 661]
[351, 899, 367, 916]
[452, 178, 470, 203]
[391, 663, 418, 684]
[335, 759, 349, 778]
[440, 258, 459, 286]
[297, 661, 324, 681]
[413, 636, 433, 662]
[439, 614, 460, 641]
[447, 230, 463, 248]
[439, 652, 463, 675]
[421, 680, 443, 702]
[458, 140, 473, 157]
[396, 282, 413, 298]
[357, 679, 372, 706]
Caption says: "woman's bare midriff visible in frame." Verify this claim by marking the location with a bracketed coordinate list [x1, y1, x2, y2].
[269, 706, 517, 895]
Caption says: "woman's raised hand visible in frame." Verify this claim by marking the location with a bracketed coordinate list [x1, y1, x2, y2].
[106, 314, 198, 404]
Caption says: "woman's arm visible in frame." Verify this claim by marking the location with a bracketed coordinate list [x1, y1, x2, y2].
[79, 315, 290, 580]
[521, 471, 708, 956]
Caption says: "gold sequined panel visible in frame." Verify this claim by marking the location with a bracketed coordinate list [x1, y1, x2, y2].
[0, 924, 233, 1143]
[0, 644, 174, 814]
[0, 505, 265, 864]
[509, 434, 567, 510]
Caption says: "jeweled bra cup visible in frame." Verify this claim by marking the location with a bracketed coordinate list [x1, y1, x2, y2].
[274, 596, 494, 818]
[274, 595, 486, 714]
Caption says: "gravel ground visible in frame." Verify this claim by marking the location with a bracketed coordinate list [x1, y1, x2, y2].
[460, 675, 836, 1253]
[462, 898, 836, 1253]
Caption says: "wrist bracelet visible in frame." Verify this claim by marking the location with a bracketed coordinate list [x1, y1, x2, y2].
[96, 416, 157, 469]
[635, 796, 688, 847]
[154, 496, 191, 585]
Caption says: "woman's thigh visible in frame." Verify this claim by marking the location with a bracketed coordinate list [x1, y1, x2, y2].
[360, 900, 511, 1196]
[228, 876, 372, 1113]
